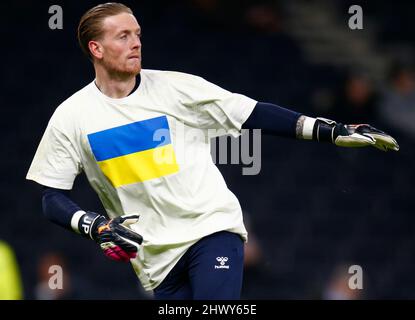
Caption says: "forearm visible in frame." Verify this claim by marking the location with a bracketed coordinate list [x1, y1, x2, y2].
[243, 102, 343, 143]
[242, 102, 301, 138]
[42, 187, 98, 236]
[42, 187, 81, 230]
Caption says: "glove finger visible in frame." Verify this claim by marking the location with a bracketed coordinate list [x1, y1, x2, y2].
[103, 246, 131, 262]
[100, 240, 135, 255]
[127, 251, 137, 259]
[112, 246, 133, 261]
[335, 133, 375, 147]
[121, 215, 140, 226]
[109, 217, 143, 245]
[369, 133, 400, 151]
[113, 224, 143, 245]
[354, 124, 399, 151]
[100, 242, 131, 262]
[114, 240, 138, 253]
[113, 214, 140, 226]
[99, 227, 141, 252]
[113, 234, 139, 252]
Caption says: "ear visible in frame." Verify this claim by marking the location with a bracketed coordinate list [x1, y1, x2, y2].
[88, 40, 103, 60]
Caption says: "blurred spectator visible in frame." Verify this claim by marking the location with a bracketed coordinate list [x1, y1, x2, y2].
[240, 213, 267, 299]
[244, 2, 282, 34]
[239, 212, 263, 269]
[322, 264, 363, 300]
[244, 226, 263, 269]
[379, 63, 415, 139]
[35, 252, 73, 300]
[330, 73, 378, 124]
[0, 240, 23, 300]
[187, 0, 283, 33]
[34, 251, 149, 299]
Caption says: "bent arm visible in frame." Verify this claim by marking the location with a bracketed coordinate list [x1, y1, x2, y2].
[42, 187, 100, 237]
[41, 187, 142, 262]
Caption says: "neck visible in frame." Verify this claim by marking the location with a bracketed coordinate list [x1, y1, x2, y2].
[94, 64, 137, 98]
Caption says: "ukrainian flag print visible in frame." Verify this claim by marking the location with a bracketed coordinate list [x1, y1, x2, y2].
[87, 116, 179, 187]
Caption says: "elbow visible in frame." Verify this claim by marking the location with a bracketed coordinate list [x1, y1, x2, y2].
[41, 187, 54, 221]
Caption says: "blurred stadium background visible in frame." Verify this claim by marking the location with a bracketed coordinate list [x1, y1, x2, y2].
[1, 0, 414, 299]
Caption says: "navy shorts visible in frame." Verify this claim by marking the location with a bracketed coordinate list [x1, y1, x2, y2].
[153, 231, 244, 300]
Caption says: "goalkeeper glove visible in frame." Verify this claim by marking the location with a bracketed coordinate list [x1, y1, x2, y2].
[76, 212, 143, 262]
[313, 118, 399, 151]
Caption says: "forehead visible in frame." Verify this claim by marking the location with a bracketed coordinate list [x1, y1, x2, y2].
[101, 12, 140, 35]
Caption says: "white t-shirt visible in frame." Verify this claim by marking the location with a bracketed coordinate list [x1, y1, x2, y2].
[26, 69, 257, 290]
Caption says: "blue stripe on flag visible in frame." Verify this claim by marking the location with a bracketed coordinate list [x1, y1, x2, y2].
[88, 116, 171, 161]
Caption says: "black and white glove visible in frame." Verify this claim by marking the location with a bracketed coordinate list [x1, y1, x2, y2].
[76, 212, 143, 262]
[313, 118, 399, 152]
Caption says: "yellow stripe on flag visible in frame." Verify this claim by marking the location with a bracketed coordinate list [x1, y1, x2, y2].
[98, 144, 179, 187]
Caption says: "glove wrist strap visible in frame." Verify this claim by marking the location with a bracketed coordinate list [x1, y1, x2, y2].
[296, 116, 345, 143]
[73, 211, 102, 240]
[312, 118, 348, 143]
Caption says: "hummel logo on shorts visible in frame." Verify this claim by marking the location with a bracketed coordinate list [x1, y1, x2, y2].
[215, 256, 229, 269]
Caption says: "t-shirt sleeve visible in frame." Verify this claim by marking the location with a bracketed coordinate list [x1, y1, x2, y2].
[26, 112, 82, 190]
[167, 72, 258, 137]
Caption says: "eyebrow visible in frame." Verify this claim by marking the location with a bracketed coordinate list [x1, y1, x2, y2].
[117, 28, 141, 36]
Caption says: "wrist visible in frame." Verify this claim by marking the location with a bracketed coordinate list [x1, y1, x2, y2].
[70, 210, 103, 239]
[313, 118, 337, 143]
[296, 116, 348, 143]
[296, 115, 316, 140]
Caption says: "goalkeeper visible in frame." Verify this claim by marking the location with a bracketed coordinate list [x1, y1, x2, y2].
[26, 3, 399, 300]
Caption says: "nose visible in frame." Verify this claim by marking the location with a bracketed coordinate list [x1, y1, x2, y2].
[131, 35, 141, 50]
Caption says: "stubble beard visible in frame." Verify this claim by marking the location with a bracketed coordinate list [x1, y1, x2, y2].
[103, 56, 141, 80]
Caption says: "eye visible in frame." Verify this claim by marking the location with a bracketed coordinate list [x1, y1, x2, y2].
[120, 34, 127, 40]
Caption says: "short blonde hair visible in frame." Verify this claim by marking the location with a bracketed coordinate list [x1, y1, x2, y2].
[77, 2, 133, 58]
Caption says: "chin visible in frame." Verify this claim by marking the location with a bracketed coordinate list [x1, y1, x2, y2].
[124, 64, 141, 76]
[133, 65, 142, 75]
[104, 59, 141, 78]
[112, 67, 140, 79]
[129, 68, 141, 77]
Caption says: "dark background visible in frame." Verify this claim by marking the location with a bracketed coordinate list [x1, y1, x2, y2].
[1, 0, 414, 299]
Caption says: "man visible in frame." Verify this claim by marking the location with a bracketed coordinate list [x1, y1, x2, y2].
[26, 3, 399, 300]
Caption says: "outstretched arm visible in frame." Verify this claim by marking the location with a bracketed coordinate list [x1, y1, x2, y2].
[243, 102, 399, 151]
[42, 187, 143, 262]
